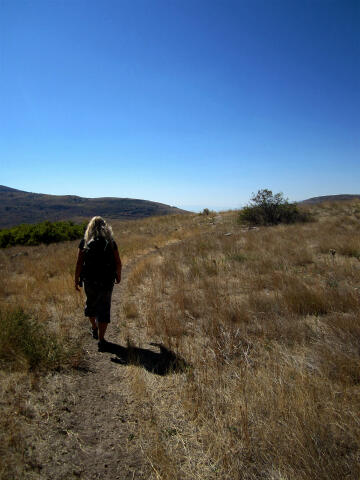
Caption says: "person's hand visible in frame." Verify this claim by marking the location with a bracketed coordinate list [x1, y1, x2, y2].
[75, 281, 81, 291]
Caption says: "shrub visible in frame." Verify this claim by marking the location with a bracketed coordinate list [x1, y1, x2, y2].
[239, 189, 312, 226]
[0, 308, 69, 371]
[0, 220, 86, 248]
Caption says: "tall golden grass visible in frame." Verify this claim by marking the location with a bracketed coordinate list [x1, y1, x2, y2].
[1, 204, 359, 479]
[123, 203, 360, 479]
[0, 212, 205, 478]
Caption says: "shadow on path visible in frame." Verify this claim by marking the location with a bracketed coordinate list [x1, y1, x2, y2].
[100, 341, 189, 375]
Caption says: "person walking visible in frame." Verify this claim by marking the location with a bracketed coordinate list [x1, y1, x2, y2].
[75, 216, 122, 350]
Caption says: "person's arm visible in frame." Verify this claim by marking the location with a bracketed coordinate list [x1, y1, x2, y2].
[114, 247, 122, 284]
[75, 249, 84, 291]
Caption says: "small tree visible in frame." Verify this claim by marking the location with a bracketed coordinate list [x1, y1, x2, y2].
[239, 189, 311, 226]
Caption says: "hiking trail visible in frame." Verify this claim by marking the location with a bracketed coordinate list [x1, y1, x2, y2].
[33, 246, 171, 480]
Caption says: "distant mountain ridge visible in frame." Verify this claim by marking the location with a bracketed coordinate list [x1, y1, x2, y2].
[0, 185, 187, 229]
[300, 194, 360, 204]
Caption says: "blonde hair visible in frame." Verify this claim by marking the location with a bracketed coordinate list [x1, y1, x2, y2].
[84, 216, 114, 245]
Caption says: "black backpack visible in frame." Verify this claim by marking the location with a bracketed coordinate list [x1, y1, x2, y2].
[81, 237, 116, 285]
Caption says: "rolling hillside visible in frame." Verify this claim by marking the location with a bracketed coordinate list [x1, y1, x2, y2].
[301, 194, 360, 204]
[0, 185, 187, 228]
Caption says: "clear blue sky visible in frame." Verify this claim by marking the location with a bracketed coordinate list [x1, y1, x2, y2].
[1, 0, 359, 211]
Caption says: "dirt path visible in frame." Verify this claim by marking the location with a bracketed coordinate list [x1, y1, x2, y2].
[26, 231, 230, 479]
[34, 252, 161, 480]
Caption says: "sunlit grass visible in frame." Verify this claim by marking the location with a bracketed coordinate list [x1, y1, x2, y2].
[1, 204, 360, 479]
[125, 202, 360, 479]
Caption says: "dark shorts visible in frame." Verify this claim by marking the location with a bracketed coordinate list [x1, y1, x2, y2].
[84, 281, 114, 323]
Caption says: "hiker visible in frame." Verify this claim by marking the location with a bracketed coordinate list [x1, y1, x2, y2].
[74, 216, 122, 350]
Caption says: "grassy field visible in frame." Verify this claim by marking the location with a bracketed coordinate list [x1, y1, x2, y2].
[1, 203, 359, 479]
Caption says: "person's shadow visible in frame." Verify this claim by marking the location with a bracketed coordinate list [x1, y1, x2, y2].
[99, 341, 189, 376]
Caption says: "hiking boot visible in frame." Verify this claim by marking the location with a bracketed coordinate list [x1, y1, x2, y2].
[91, 327, 98, 340]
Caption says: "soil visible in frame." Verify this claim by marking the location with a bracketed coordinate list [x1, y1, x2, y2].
[30, 252, 162, 480]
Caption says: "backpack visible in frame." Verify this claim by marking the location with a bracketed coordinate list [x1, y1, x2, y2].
[81, 237, 116, 285]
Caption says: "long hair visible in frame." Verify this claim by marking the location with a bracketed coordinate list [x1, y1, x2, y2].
[84, 216, 114, 245]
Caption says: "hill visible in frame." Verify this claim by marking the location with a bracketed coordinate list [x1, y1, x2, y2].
[1, 204, 359, 479]
[0, 185, 187, 228]
[301, 194, 360, 204]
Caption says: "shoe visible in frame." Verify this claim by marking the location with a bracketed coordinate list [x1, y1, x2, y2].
[98, 339, 108, 352]
[91, 327, 98, 340]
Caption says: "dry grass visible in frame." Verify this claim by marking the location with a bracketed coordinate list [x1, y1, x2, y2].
[1, 205, 360, 479]
[122, 202, 360, 479]
[123, 301, 139, 319]
[0, 212, 206, 478]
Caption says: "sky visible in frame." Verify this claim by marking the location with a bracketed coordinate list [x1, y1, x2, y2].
[1, 0, 359, 211]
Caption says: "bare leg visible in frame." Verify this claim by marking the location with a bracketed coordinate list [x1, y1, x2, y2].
[89, 316, 97, 329]
[98, 322, 108, 342]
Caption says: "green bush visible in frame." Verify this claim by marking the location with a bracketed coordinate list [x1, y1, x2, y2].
[0, 220, 86, 248]
[239, 189, 312, 226]
[0, 308, 69, 371]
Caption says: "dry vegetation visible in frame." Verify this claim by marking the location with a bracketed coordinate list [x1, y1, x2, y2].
[121, 202, 360, 480]
[0, 213, 207, 478]
[1, 203, 360, 479]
